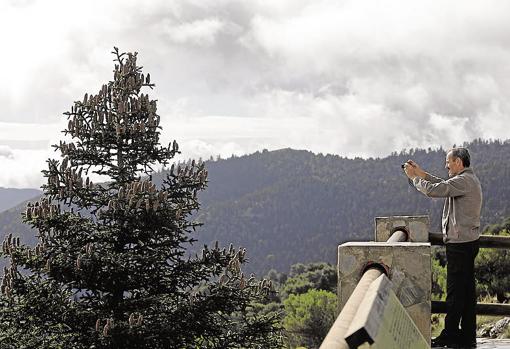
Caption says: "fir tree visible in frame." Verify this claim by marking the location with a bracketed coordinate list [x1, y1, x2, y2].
[0, 48, 281, 349]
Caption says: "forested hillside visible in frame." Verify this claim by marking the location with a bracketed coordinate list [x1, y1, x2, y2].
[1, 139, 509, 274]
[0, 188, 41, 213]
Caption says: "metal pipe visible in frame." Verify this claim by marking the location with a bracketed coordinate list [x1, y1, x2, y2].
[320, 268, 383, 349]
[386, 228, 408, 243]
[429, 232, 510, 249]
[320, 229, 406, 348]
[432, 301, 510, 316]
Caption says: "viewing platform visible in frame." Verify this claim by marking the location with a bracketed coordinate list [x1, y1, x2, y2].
[456, 338, 510, 348]
[320, 215, 510, 349]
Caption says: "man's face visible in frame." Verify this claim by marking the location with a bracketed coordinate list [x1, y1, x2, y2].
[445, 152, 463, 177]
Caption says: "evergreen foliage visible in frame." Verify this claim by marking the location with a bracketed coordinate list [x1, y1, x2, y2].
[259, 262, 337, 348]
[283, 289, 337, 349]
[431, 257, 447, 301]
[0, 49, 280, 348]
[475, 217, 510, 303]
[279, 263, 336, 301]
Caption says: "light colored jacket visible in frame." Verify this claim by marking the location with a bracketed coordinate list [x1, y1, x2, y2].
[412, 167, 482, 243]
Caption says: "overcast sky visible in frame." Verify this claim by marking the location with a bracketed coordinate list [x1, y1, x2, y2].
[1, 0, 509, 188]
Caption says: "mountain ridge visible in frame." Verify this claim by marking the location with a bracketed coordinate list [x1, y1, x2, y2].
[0, 139, 509, 274]
[0, 187, 41, 214]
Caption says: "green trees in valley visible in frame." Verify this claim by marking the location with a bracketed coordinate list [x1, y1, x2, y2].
[260, 262, 337, 348]
[475, 218, 510, 303]
[283, 289, 337, 349]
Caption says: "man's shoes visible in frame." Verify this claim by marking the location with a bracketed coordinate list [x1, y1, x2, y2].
[457, 338, 477, 348]
[431, 335, 477, 348]
[431, 333, 459, 348]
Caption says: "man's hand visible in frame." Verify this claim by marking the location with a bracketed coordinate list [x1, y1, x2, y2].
[403, 160, 426, 180]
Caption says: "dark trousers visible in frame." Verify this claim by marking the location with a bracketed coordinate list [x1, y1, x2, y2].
[444, 239, 479, 341]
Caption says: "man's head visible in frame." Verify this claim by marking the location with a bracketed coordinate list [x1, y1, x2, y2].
[445, 147, 471, 177]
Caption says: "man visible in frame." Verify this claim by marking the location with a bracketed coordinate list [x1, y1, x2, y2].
[404, 147, 482, 348]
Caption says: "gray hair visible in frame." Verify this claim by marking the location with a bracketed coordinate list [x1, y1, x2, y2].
[449, 147, 471, 167]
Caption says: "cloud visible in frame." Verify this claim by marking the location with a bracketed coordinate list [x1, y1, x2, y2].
[0, 148, 49, 188]
[2, 0, 510, 187]
[0, 122, 63, 142]
[0, 146, 14, 159]
[165, 18, 227, 46]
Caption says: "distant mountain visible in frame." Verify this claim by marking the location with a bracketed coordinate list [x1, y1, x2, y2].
[1, 139, 509, 275]
[193, 139, 510, 273]
[0, 188, 41, 213]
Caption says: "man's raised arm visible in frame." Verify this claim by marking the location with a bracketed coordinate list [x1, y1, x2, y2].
[412, 175, 468, 198]
[403, 159, 466, 197]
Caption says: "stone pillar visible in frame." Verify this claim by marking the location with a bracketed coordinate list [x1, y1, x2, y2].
[374, 215, 429, 242]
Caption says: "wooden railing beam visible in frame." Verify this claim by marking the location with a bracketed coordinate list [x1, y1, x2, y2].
[429, 233, 510, 248]
[432, 301, 510, 316]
